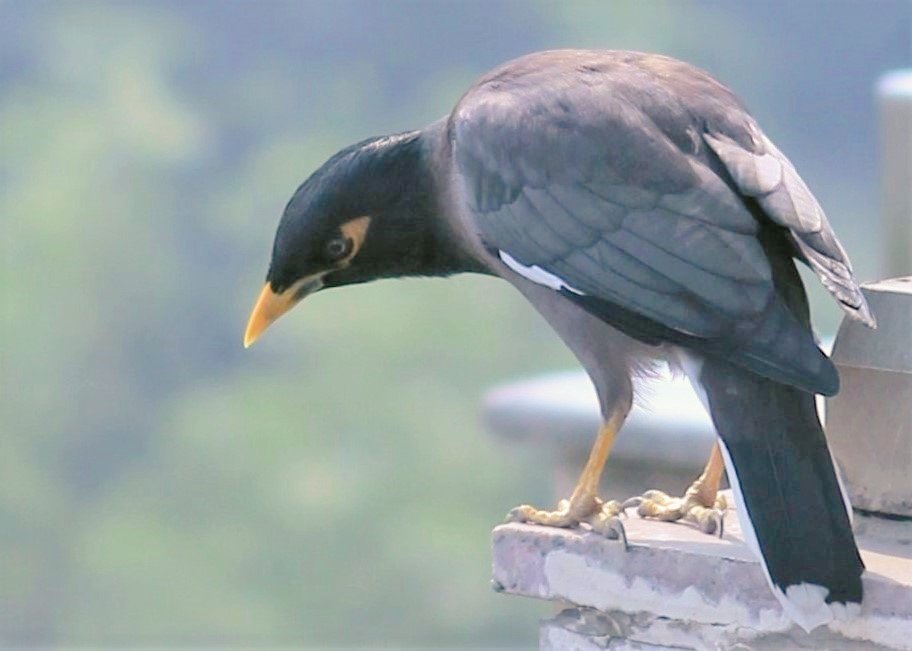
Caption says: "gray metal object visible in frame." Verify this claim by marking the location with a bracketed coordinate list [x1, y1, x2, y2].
[828, 277, 912, 517]
[879, 71, 912, 277]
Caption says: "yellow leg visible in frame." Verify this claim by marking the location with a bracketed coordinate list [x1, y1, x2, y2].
[691, 442, 726, 507]
[506, 405, 629, 543]
[626, 442, 728, 535]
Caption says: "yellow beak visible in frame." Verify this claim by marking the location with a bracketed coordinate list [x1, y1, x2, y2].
[243, 277, 322, 348]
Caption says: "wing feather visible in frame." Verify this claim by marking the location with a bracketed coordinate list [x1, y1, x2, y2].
[704, 129, 875, 326]
[526, 188, 601, 248]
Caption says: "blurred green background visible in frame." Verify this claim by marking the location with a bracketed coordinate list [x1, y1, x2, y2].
[1, 0, 909, 646]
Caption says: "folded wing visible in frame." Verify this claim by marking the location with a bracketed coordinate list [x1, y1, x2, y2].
[450, 67, 844, 394]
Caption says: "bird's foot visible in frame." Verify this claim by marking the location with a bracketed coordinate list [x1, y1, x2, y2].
[505, 495, 628, 548]
[623, 483, 727, 536]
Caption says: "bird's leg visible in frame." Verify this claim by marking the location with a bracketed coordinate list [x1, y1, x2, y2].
[506, 405, 629, 544]
[624, 442, 728, 535]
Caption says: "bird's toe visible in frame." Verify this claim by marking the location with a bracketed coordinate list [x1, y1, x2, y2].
[504, 494, 607, 529]
[622, 485, 728, 537]
[505, 504, 536, 523]
[628, 490, 686, 521]
[588, 511, 629, 550]
[504, 503, 577, 528]
[714, 493, 728, 511]
[691, 504, 726, 537]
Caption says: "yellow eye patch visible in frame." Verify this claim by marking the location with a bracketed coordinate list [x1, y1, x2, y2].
[338, 215, 372, 263]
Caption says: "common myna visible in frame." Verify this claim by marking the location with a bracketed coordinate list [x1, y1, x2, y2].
[244, 50, 875, 631]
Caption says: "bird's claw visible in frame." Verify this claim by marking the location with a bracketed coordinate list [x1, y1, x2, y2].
[625, 488, 727, 537]
[700, 507, 726, 538]
[505, 494, 601, 528]
[505, 496, 629, 549]
[504, 505, 531, 524]
[505, 503, 576, 528]
[588, 501, 628, 550]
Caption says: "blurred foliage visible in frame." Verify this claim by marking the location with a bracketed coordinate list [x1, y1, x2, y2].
[1, 0, 908, 646]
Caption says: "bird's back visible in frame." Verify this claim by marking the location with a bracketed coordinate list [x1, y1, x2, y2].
[457, 49, 750, 159]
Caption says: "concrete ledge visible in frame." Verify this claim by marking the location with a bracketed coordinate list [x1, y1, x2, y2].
[540, 606, 899, 651]
[492, 495, 912, 650]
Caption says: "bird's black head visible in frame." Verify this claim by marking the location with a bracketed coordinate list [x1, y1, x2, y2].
[244, 128, 478, 347]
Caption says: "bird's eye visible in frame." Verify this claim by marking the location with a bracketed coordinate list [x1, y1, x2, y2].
[324, 237, 352, 262]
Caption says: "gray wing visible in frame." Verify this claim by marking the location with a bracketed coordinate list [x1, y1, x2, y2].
[703, 128, 875, 327]
[449, 55, 840, 394]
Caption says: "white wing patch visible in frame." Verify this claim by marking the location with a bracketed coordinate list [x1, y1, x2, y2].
[498, 250, 584, 295]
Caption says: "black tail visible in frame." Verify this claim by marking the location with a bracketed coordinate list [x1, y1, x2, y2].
[699, 357, 863, 630]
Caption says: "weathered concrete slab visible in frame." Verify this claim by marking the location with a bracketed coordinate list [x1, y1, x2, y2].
[540, 606, 899, 651]
[492, 495, 912, 650]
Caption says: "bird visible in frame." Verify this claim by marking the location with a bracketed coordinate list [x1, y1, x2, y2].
[243, 50, 875, 632]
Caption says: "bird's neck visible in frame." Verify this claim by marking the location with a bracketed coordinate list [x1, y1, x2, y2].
[352, 128, 489, 280]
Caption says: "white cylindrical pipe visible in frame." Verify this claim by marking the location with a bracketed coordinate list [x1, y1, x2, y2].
[879, 70, 912, 277]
